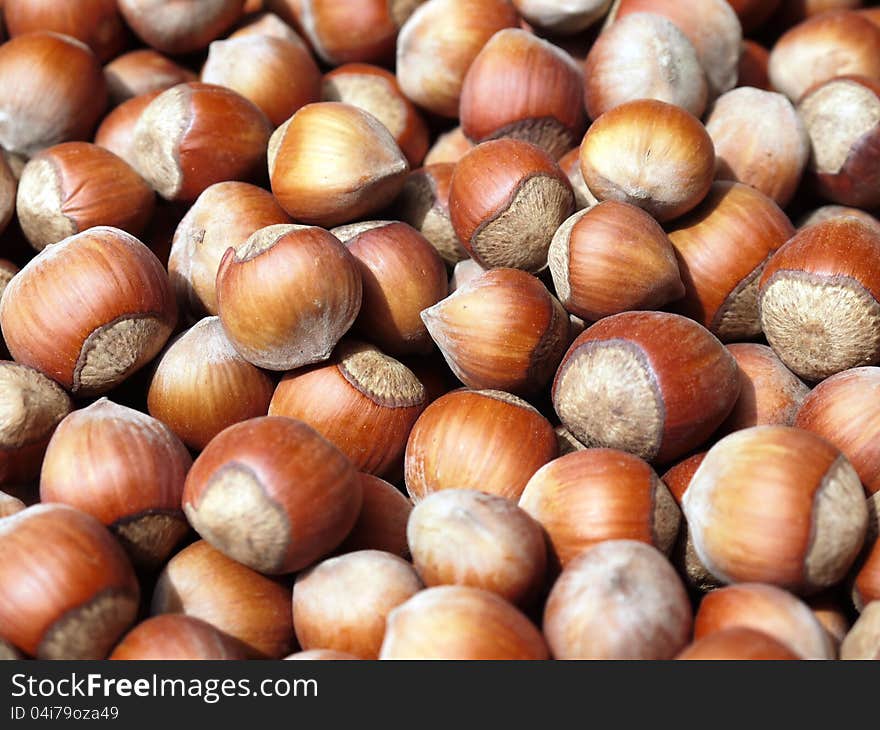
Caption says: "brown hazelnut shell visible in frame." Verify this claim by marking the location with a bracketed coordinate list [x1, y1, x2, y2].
[268, 340, 427, 477]
[758, 217, 880, 381]
[552, 311, 740, 464]
[215, 224, 362, 371]
[404, 388, 558, 503]
[151, 540, 294, 658]
[520, 448, 681, 567]
[182, 416, 362, 574]
[421, 268, 569, 396]
[147, 317, 274, 451]
[40, 398, 191, 568]
[0, 504, 139, 659]
[16, 141, 156, 251]
[0, 226, 177, 396]
[668, 181, 795, 341]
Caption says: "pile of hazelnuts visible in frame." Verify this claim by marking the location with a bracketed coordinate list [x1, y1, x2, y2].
[2, 0, 880, 662]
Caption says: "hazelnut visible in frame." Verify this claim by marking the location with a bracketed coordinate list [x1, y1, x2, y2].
[579, 99, 715, 222]
[694, 583, 835, 659]
[183, 416, 362, 574]
[449, 139, 574, 272]
[610, 0, 742, 99]
[0, 226, 177, 396]
[168, 181, 292, 320]
[520, 448, 680, 567]
[322, 63, 429, 168]
[0, 362, 71, 486]
[338, 473, 412, 558]
[706, 88, 809, 207]
[421, 268, 569, 395]
[268, 340, 427, 477]
[407, 489, 547, 605]
[0, 504, 139, 659]
[0, 31, 107, 157]
[133, 82, 272, 203]
[396, 0, 519, 118]
[147, 317, 274, 451]
[676, 627, 800, 660]
[268, 102, 409, 227]
[40, 399, 191, 568]
[667, 181, 795, 340]
[720, 343, 810, 433]
[769, 10, 880, 102]
[584, 12, 708, 120]
[394, 163, 468, 265]
[552, 311, 740, 464]
[152, 540, 294, 659]
[404, 388, 558, 503]
[216, 224, 362, 371]
[4, 0, 125, 62]
[459, 28, 586, 159]
[110, 615, 252, 661]
[794, 367, 880, 495]
[543, 540, 692, 659]
[379, 585, 549, 660]
[104, 49, 197, 106]
[683, 426, 868, 594]
[332, 221, 448, 356]
[548, 201, 684, 322]
[118, 0, 245, 55]
[768, 10, 880, 102]
[758, 217, 880, 381]
[201, 35, 322, 127]
[293, 550, 423, 659]
[16, 141, 156, 251]
[798, 76, 880, 209]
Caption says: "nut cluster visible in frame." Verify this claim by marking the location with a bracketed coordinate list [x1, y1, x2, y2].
[1, 0, 880, 664]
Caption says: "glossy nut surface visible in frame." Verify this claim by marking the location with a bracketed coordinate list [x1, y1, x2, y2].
[404, 388, 557, 503]
[579, 99, 715, 222]
[183, 416, 362, 574]
[683, 426, 868, 594]
[0, 226, 177, 396]
[552, 311, 739, 464]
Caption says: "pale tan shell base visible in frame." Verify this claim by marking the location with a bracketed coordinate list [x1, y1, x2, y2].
[554, 340, 665, 462]
[760, 271, 880, 381]
[38, 588, 138, 660]
[184, 464, 291, 575]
